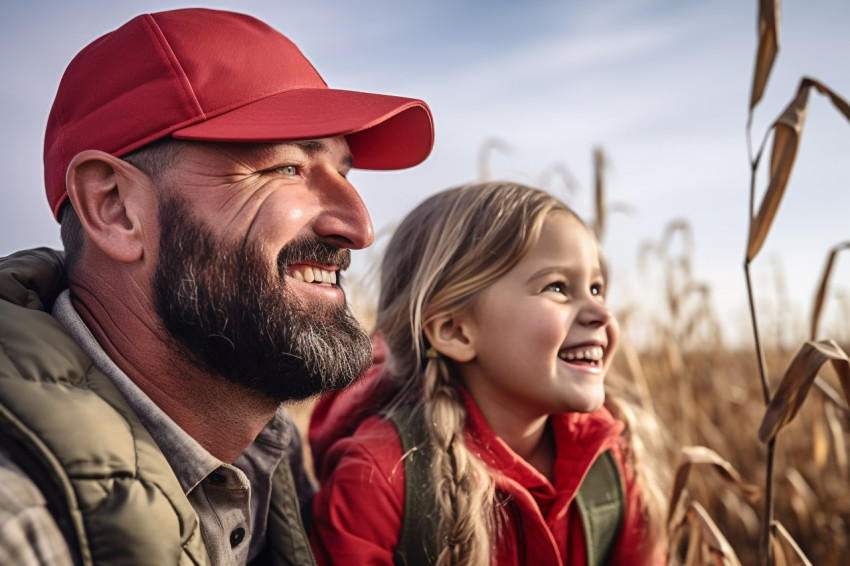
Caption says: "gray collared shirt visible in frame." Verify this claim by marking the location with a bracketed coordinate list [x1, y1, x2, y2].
[48, 290, 308, 565]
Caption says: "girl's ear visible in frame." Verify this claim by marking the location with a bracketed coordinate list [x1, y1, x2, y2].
[66, 150, 152, 264]
[423, 311, 477, 363]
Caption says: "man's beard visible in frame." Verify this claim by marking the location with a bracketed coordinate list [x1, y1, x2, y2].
[152, 194, 372, 401]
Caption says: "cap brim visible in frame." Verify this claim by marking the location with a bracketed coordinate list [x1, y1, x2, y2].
[172, 88, 434, 170]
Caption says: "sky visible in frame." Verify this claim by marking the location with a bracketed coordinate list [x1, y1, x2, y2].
[2, 0, 848, 348]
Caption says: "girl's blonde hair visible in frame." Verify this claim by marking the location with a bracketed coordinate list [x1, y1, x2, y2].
[375, 182, 573, 565]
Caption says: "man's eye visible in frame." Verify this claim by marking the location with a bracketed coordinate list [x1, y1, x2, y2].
[277, 165, 298, 176]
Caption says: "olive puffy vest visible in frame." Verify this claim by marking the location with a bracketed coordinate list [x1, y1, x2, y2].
[0, 248, 315, 566]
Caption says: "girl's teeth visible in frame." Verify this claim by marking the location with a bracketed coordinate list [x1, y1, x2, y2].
[560, 347, 603, 361]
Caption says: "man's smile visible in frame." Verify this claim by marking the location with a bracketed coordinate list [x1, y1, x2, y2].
[288, 263, 339, 286]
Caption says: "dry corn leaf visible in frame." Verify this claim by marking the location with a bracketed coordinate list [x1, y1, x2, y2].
[747, 86, 806, 262]
[758, 340, 850, 443]
[668, 502, 742, 566]
[770, 521, 813, 566]
[809, 76, 850, 117]
[810, 241, 850, 340]
[747, 78, 850, 261]
[669, 507, 706, 566]
[688, 502, 742, 566]
[667, 488, 690, 541]
[812, 376, 850, 418]
[667, 446, 761, 525]
[750, 0, 780, 110]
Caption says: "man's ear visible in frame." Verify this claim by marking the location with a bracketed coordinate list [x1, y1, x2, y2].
[423, 311, 477, 363]
[65, 150, 152, 264]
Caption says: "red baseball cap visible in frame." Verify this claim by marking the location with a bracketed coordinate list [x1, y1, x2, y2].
[44, 8, 434, 220]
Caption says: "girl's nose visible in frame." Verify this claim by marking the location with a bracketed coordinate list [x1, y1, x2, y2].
[577, 300, 613, 328]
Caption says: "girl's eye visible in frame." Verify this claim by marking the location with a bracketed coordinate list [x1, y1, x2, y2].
[543, 281, 568, 296]
[591, 283, 605, 297]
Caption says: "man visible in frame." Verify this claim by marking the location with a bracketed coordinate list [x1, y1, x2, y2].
[0, 8, 433, 566]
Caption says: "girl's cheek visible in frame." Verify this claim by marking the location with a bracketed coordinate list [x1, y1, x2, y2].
[532, 316, 568, 347]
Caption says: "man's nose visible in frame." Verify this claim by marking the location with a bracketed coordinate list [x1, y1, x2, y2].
[312, 171, 375, 250]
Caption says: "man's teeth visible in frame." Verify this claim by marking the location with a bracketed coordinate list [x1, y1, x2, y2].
[559, 346, 604, 362]
[290, 266, 337, 285]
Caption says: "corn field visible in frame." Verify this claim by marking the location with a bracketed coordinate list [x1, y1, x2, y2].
[291, 1, 850, 564]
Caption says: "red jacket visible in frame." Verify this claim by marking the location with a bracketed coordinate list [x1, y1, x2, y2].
[310, 348, 663, 565]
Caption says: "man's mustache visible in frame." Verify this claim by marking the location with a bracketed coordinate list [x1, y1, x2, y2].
[276, 237, 351, 276]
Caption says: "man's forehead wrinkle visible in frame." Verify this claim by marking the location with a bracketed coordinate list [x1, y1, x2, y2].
[217, 140, 341, 163]
[291, 139, 354, 169]
[211, 142, 279, 167]
[252, 140, 325, 159]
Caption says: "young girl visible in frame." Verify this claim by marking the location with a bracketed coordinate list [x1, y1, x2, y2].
[309, 182, 666, 565]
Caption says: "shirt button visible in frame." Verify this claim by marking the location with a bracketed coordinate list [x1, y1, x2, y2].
[208, 472, 227, 485]
[230, 527, 246, 547]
